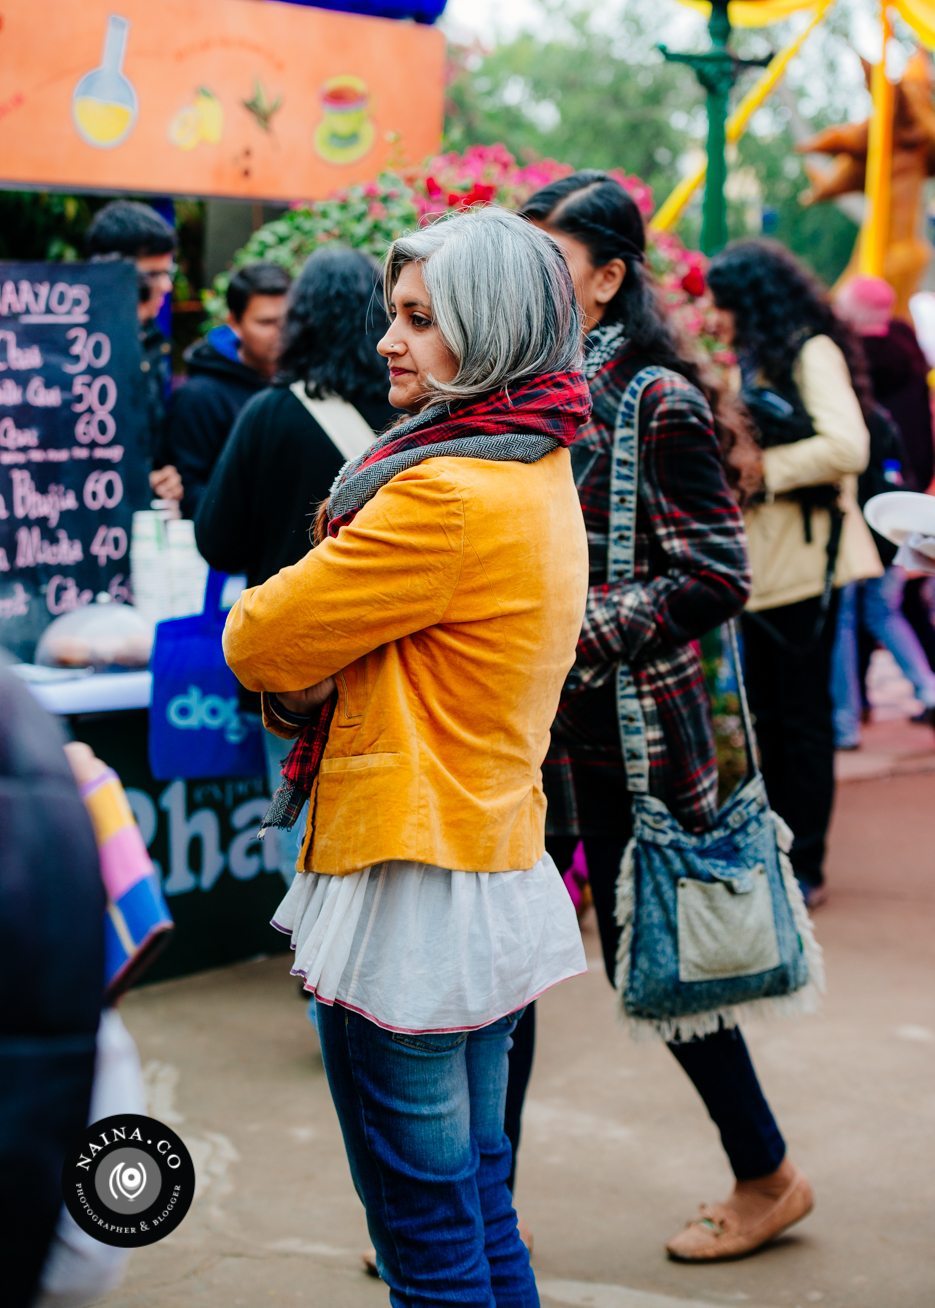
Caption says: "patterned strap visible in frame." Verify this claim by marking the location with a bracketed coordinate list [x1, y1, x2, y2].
[608, 368, 757, 795]
[608, 367, 667, 794]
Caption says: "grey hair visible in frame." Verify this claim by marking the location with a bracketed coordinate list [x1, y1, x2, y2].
[383, 205, 583, 403]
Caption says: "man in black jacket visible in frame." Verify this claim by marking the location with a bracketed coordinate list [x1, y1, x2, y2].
[86, 200, 183, 506]
[169, 263, 291, 517]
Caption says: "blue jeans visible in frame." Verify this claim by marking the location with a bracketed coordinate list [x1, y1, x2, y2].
[316, 1001, 537, 1308]
[832, 572, 935, 746]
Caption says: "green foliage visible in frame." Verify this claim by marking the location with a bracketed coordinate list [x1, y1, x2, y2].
[203, 176, 422, 320]
[442, 0, 867, 283]
[204, 145, 654, 322]
[444, 1, 704, 206]
[0, 192, 95, 262]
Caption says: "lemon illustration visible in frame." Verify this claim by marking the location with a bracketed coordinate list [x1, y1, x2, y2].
[195, 88, 223, 145]
[169, 105, 201, 150]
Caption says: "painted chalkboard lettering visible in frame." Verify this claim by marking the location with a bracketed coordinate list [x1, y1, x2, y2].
[0, 279, 90, 323]
[47, 573, 94, 615]
[10, 469, 78, 527]
[0, 416, 39, 449]
[0, 331, 43, 371]
[0, 261, 147, 660]
[83, 470, 122, 512]
[130, 779, 281, 899]
[25, 377, 63, 407]
[15, 525, 83, 568]
[63, 327, 111, 374]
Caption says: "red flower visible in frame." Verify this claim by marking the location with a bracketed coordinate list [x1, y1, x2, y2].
[425, 175, 443, 197]
[465, 182, 497, 204]
[681, 265, 706, 298]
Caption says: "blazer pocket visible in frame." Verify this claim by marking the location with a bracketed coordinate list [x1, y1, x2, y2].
[335, 664, 374, 726]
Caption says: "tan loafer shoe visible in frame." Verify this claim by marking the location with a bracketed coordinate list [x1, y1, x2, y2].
[666, 1167, 814, 1263]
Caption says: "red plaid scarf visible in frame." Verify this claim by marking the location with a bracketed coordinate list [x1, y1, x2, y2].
[259, 370, 591, 838]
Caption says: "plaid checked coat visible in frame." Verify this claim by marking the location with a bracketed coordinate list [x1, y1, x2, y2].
[546, 343, 751, 836]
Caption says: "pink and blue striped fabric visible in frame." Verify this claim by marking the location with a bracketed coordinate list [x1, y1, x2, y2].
[80, 769, 173, 1002]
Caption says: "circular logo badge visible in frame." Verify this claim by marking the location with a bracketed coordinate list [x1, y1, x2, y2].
[62, 1114, 195, 1248]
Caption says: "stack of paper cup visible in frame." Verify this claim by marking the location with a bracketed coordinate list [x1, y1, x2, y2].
[166, 518, 209, 616]
[131, 508, 209, 623]
[130, 510, 172, 626]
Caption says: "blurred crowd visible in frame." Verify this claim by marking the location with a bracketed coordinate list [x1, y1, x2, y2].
[5, 188, 935, 1307]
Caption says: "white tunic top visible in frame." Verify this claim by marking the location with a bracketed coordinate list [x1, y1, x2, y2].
[271, 853, 586, 1034]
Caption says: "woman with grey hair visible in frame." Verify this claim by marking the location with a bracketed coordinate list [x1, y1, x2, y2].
[196, 244, 394, 881]
[223, 206, 591, 1306]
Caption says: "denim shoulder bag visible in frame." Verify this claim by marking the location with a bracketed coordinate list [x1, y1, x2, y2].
[610, 367, 824, 1042]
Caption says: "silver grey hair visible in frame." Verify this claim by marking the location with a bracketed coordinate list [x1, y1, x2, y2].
[383, 205, 583, 403]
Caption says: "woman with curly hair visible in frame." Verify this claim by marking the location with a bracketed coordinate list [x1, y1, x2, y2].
[506, 173, 813, 1263]
[707, 241, 880, 907]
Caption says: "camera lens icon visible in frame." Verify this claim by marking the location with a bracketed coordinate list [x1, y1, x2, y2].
[109, 1160, 148, 1202]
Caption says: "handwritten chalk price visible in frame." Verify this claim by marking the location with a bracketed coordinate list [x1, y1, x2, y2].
[90, 524, 127, 566]
[75, 411, 116, 444]
[83, 470, 123, 512]
[71, 374, 117, 414]
[62, 327, 111, 375]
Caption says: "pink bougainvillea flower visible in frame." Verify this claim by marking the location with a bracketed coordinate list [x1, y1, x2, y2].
[215, 144, 725, 379]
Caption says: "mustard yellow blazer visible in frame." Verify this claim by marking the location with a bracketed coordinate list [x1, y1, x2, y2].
[223, 452, 589, 874]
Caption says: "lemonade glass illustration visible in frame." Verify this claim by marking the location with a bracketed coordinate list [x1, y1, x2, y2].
[315, 76, 374, 164]
[73, 14, 138, 149]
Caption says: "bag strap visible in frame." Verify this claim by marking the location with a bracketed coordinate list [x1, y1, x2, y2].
[609, 367, 758, 793]
[743, 506, 843, 655]
[289, 382, 374, 464]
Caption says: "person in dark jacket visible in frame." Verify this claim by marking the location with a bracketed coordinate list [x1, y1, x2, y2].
[0, 664, 104, 1308]
[86, 200, 182, 505]
[169, 263, 292, 518]
[862, 306, 935, 670]
[195, 245, 394, 873]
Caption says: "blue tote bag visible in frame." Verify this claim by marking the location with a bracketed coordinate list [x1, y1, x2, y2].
[609, 369, 824, 1042]
[148, 570, 265, 781]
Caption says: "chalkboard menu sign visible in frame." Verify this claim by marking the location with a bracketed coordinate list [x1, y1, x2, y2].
[0, 261, 150, 661]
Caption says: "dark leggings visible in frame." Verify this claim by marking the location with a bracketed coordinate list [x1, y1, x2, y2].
[506, 833, 786, 1189]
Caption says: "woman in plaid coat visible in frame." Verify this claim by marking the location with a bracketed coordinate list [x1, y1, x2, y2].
[504, 173, 814, 1263]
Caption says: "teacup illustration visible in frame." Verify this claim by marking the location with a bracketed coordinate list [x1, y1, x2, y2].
[314, 76, 374, 164]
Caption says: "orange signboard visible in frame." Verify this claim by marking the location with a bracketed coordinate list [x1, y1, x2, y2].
[0, 0, 445, 201]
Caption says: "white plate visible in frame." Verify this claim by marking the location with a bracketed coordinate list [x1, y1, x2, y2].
[864, 491, 935, 544]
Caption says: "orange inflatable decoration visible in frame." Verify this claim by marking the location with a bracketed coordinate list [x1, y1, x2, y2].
[798, 51, 935, 315]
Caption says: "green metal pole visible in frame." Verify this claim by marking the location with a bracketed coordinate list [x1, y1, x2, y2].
[659, 0, 768, 255]
[700, 0, 732, 256]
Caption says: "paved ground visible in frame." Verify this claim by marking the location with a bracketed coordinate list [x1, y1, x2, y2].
[103, 659, 935, 1308]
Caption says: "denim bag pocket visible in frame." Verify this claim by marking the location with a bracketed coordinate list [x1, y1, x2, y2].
[616, 779, 824, 1042]
[676, 862, 780, 983]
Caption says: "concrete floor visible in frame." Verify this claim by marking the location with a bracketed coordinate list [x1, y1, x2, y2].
[103, 731, 935, 1308]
